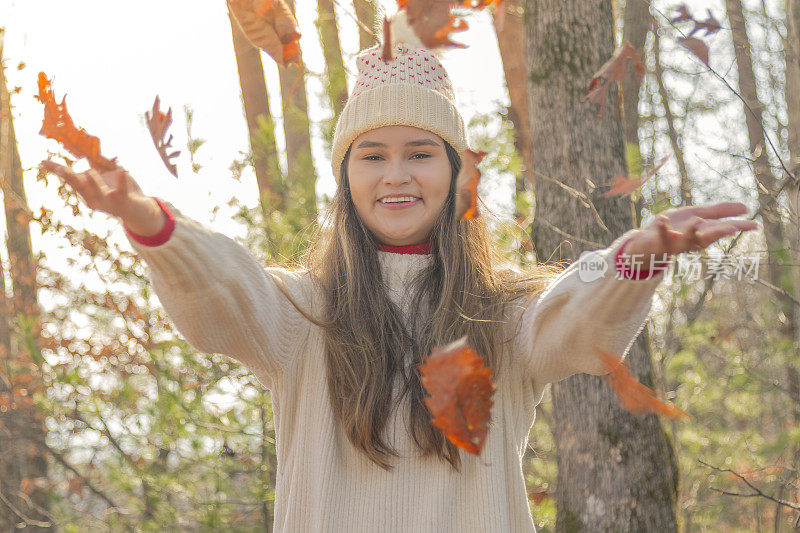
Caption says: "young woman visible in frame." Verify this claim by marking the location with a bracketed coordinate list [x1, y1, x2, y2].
[41, 40, 757, 532]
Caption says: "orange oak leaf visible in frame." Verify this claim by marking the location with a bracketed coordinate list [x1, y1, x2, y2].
[595, 348, 690, 421]
[418, 336, 496, 455]
[228, 0, 302, 67]
[601, 155, 668, 198]
[581, 41, 643, 118]
[145, 96, 180, 178]
[678, 36, 710, 67]
[455, 149, 486, 220]
[37, 72, 117, 172]
[396, 0, 500, 49]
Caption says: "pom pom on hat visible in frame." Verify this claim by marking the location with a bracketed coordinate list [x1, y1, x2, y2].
[329, 11, 470, 182]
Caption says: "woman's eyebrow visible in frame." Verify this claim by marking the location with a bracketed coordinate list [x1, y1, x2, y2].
[354, 139, 440, 149]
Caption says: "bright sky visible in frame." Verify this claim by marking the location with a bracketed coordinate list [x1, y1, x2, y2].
[0, 0, 510, 271]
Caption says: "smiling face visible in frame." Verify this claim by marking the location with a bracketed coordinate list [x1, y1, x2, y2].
[346, 125, 452, 246]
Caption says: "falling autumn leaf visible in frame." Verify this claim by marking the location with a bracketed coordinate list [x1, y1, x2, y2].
[455, 149, 486, 220]
[678, 36, 710, 67]
[145, 96, 181, 178]
[670, 4, 693, 24]
[527, 487, 551, 505]
[37, 72, 118, 172]
[689, 10, 722, 37]
[382, 16, 394, 61]
[669, 4, 720, 66]
[395, 0, 501, 50]
[601, 155, 668, 198]
[582, 41, 643, 118]
[228, 0, 302, 67]
[418, 336, 496, 455]
[595, 348, 690, 421]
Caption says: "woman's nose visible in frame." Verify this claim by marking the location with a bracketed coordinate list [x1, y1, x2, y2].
[382, 159, 411, 185]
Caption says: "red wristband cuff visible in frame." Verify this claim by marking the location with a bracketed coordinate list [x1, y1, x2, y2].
[124, 197, 175, 247]
[615, 236, 670, 280]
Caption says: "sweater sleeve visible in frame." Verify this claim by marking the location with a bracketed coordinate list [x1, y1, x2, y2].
[512, 228, 669, 396]
[123, 198, 313, 387]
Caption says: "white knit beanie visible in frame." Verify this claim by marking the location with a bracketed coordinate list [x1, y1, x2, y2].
[329, 22, 470, 182]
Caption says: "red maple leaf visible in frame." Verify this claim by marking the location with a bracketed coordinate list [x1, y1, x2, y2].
[595, 349, 690, 421]
[37, 72, 117, 172]
[582, 41, 643, 117]
[455, 149, 487, 220]
[418, 336, 496, 455]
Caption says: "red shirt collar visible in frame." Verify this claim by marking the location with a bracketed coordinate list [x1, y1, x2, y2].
[374, 241, 435, 255]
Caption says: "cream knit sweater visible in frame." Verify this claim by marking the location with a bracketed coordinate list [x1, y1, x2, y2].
[124, 201, 667, 532]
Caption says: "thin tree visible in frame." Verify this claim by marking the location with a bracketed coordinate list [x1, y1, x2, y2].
[278, 0, 318, 222]
[0, 28, 51, 530]
[228, 8, 285, 217]
[492, 0, 533, 204]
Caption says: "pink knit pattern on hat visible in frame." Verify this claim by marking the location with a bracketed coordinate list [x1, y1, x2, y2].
[329, 40, 469, 181]
[351, 44, 456, 101]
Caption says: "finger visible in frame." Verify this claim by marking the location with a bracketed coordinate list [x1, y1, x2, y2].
[687, 201, 749, 221]
[685, 216, 704, 251]
[41, 161, 91, 197]
[698, 220, 759, 245]
[81, 169, 105, 203]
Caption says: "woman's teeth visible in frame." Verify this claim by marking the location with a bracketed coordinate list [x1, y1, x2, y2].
[379, 196, 418, 203]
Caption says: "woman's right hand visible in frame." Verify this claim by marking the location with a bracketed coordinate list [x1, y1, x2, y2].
[39, 160, 167, 237]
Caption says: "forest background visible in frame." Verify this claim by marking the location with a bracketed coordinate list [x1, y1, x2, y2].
[0, 0, 798, 531]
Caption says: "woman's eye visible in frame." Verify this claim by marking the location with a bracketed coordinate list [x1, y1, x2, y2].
[362, 153, 429, 161]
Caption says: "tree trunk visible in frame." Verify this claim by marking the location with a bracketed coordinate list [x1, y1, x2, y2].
[353, 0, 377, 51]
[725, 0, 789, 322]
[776, 1, 800, 527]
[493, 0, 534, 202]
[278, 0, 318, 221]
[228, 8, 284, 215]
[316, 0, 348, 120]
[652, 27, 693, 207]
[621, 0, 652, 226]
[525, 3, 679, 530]
[0, 28, 50, 531]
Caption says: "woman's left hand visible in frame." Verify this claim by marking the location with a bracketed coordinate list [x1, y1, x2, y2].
[621, 201, 760, 268]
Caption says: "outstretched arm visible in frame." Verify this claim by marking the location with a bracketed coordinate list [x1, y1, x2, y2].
[514, 202, 759, 398]
[40, 161, 312, 388]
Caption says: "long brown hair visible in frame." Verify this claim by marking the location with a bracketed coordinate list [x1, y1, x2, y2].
[271, 140, 562, 471]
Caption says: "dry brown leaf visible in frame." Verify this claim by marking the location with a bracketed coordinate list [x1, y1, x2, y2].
[455, 149, 487, 220]
[581, 41, 643, 117]
[601, 155, 668, 198]
[595, 349, 690, 420]
[418, 336, 496, 455]
[678, 36, 710, 67]
[145, 95, 180, 178]
[37, 72, 118, 172]
[228, 0, 302, 67]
